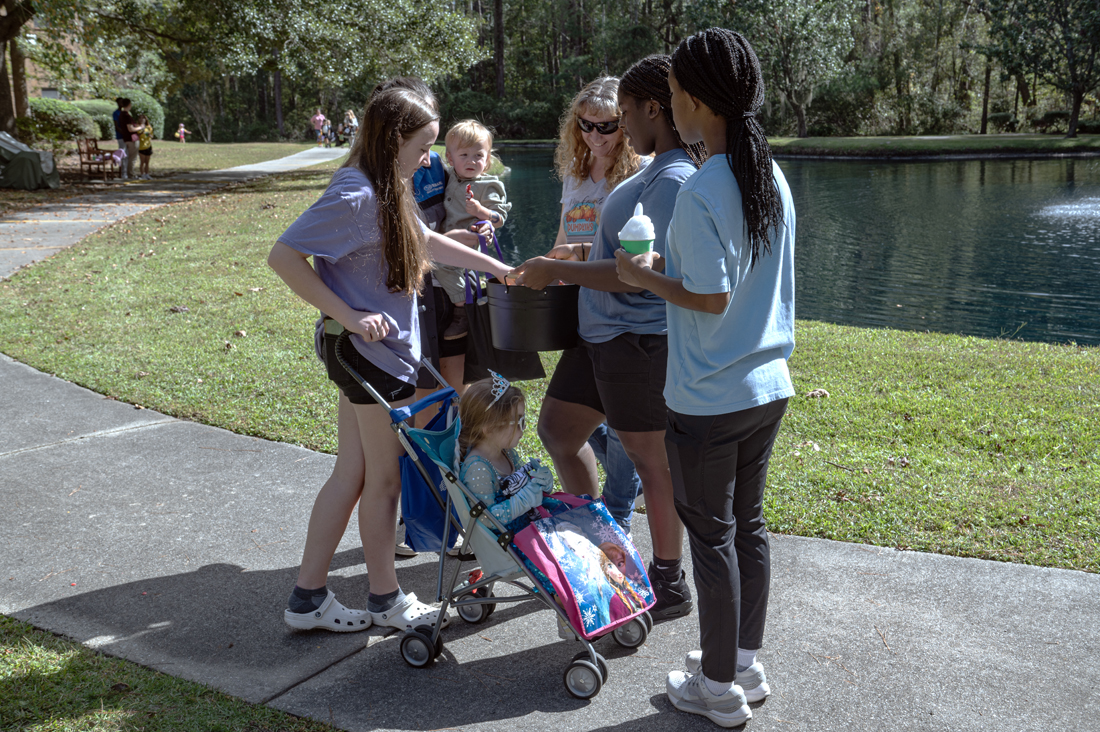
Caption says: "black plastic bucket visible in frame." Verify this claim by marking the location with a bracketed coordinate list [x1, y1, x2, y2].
[487, 281, 580, 352]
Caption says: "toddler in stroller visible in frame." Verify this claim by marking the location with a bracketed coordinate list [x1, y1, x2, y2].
[395, 370, 654, 699]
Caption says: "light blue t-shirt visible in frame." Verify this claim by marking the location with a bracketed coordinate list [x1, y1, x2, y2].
[578, 149, 696, 343]
[663, 158, 796, 416]
[278, 166, 427, 384]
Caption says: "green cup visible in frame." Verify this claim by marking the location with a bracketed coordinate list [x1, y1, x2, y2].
[620, 238, 654, 254]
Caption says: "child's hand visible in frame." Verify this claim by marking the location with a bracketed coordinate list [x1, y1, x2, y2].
[342, 311, 390, 342]
[529, 465, 554, 494]
[465, 197, 488, 219]
[514, 481, 544, 514]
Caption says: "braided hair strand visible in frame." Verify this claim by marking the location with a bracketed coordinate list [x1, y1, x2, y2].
[671, 28, 783, 268]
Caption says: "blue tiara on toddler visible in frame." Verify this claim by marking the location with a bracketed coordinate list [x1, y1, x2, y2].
[489, 370, 510, 404]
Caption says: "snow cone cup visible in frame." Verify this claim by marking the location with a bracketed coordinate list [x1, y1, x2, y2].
[619, 238, 655, 254]
[618, 203, 656, 255]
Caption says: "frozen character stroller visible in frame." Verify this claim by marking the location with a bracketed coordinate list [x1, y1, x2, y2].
[333, 334, 654, 699]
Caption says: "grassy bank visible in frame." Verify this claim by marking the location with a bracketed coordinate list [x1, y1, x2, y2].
[0, 616, 333, 731]
[769, 133, 1100, 158]
[0, 158, 1096, 573]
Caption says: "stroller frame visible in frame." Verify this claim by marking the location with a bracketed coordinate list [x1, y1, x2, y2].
[334, 333, 640, 699]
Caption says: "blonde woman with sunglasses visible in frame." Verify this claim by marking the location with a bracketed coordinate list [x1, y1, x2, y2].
[550, 77, 644, 258]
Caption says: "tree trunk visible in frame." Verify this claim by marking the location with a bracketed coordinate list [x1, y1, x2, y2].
[273, 67, 285, 136]
[1014, 72, 1031, 108]
[494, 0, 504, 98]
[0, 40, 14, 137]
[1067, 88, 1084, 138]
[979, 62, 991, 134]
[257, 71, 267, 123]
[10, 37, 27, 118]
[792, 102, 808, 138]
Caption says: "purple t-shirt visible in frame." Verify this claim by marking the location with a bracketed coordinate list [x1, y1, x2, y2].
[278, 166, 427, 384]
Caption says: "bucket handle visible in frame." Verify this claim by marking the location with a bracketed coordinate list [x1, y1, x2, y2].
[464, 220, 504, 305]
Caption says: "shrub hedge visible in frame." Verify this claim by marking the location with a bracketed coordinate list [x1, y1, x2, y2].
[121, 89, 165, 139]
[71, 99, 118, 141]
[24, 98, 98, 142]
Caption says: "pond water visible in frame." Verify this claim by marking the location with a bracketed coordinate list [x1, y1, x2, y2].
[493, 149, 1100, 346]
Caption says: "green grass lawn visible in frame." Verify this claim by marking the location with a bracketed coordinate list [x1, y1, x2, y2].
[1, 142, 318, 217]
[1, 157, 1096, 573]
[0, 616, 334, 731]
[769, 133, 1100, 157]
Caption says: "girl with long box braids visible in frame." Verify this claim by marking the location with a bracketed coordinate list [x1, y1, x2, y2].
[513, 55, 707, 624]
[615, 29, 796, 728]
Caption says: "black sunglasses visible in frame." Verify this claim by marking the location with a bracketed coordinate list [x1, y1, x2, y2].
[577, 117, 620, 135]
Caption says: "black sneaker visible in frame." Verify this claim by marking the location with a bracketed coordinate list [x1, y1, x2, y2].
[648, 563, 694, 620]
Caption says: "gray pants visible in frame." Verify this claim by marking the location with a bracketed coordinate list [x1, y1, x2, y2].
[124, 141, 138, 179]
[664, 398, 788, 682]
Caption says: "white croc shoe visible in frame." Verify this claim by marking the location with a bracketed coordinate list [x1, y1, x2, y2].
[370, 592, 451, 631]
[283, 590, 372, 632]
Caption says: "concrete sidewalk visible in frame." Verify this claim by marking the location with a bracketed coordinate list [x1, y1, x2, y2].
[2, 148, 1099, 730]
[0, 146, 347, 278]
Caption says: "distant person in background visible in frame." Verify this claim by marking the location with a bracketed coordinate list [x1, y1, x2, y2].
[311, 108, 327, 146]
[321, 119, 333, 148]
[175, 123, 191, 143]
[116, 99, 142, 181]
[137, 115, 154, 180]
[113, 98, 128, 179]
[344, 110, 359, 146]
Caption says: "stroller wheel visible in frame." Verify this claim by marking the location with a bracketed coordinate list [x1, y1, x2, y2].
[612, 617, 649, 649]
[400, 630, 436, 668]
[414, 624, 444, 658]
[641, 610, 654, 632]
[572, 651, 609, 683]
[457, 590, 494, 624]
[563, 659, 603, 699]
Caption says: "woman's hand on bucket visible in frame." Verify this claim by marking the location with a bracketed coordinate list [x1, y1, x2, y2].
[342, 311, 390, 342]
[545, 243, 585, 261]
[512, 257, 559, 290]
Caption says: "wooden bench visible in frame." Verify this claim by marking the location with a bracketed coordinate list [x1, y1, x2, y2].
[77, 138, 118, 181]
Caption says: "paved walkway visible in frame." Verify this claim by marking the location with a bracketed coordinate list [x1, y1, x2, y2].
[0, 147, 348, 278]
[2, 150, 1099, 731]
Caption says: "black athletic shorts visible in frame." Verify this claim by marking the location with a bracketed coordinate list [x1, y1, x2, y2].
[138, 149, 152, 157]
[545, 332, 668, 432]
[321, 328, 415, 406]
[416, 283, 467, 389]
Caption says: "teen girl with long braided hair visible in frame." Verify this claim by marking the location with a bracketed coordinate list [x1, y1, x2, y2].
[269, 85, 512, 635]
[514, 55, 704, 622]
[616, 30, 796, 727]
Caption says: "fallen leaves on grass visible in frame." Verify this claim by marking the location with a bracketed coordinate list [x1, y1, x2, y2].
[168, 305, 189, 313]
[806, 388, 830, 398]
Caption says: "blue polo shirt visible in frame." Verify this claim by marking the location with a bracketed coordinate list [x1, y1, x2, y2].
[663, 158, 796, 416]
[578, 149, 696, 343]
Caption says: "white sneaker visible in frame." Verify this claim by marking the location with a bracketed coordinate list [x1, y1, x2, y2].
[557, 616, 578, 641]
[666, 670, 751, 728]
[685, 651, 771, 703]
[395, 522, 418, 557]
